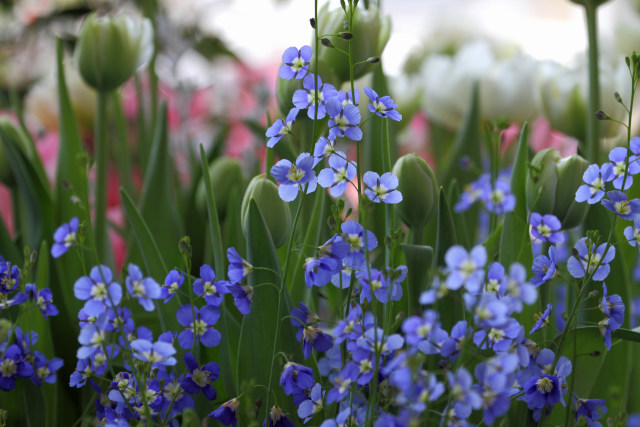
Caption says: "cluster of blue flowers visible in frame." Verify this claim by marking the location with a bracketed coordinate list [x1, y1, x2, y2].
[455, 171, 516, 214]
[0, 256, 63, 392]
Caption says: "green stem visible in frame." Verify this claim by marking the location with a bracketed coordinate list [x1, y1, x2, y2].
[94, 91, 112, 265]
[584, 0, 601, 163]
[112, 91, 136, 198]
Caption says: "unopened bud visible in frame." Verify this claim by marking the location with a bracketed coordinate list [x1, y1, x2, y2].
[367, 56, 380, 63]
[339, 32, 353, 39]
[179, 236, 192, 258]
[241, 174, 291, 248]
[392, 154, 438, 229]
[594, 110, 608, 120]
[309, 18, 316, 28]
[321, 38, 334, 48]
[614, 92, 623, 103]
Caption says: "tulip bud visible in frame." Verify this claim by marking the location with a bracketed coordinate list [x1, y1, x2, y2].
[526, 148, 589, 229]
[316, 4, 390, 85]
[241, 175, 291, 248]
[392, 154, 438, 229]
[196, 157, 245, 219]
[75, 13, 153, 92]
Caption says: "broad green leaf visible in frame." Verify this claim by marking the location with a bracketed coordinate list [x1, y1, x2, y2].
[616, 326, 640, 343]
[0, 210, 20, 263]
[434, 187, 457, 268]
[200, 144, 237, 397]
[138, 102, 183, 270]
[237, 200, 302, 424]
[401, 244, 433, 316]
[499, 123, 532, 268]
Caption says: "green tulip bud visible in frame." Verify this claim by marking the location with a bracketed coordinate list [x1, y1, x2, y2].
[316, 4, 391, 85]
[241, 175, 291, 248]
[526, 148, 589, 229]
[392, 154, 438, 229]
[75, 13, 153, 92]
[196, 157, 246, 218]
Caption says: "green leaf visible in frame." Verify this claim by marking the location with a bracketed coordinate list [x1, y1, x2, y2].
[199, 144, 237, 397]
[615, 327, 640, 343]
[401, 244, 433, 316]
[138, 102, 183, 270]
[237, 200, 302, 424]
[499, 122, 532, 268]
[434, 187, 457, 268]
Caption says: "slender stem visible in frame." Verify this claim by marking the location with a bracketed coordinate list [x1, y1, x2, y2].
[584, 0, 601, 163]
[94, 91, 111, 264]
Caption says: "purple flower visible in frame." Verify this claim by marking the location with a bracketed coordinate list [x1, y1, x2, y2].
[567, 238, 615, 281]
[575, 163, 613, 204]
[51, 217, 79, 258]
[364, 86, 402, 121]
[159, 269, 184, 303]
[176, 304, 221, 349]
[326, 98, 362, 141]
[0, 344, 33, 391]
[209, 398, 239, 427]
[312, 136, 337, 167]
[304, 257, 339, 288]
[292, 74, 337, 120]
[130, 339, 177, 367]
[32, 287, 59, 318]
[524, 374, 562, 409]
[531, 246, 558, 287]
[278, 46, 312, 80]
[280, 362, 314, 402]
[193, 264, 229, 306]
[447, 368, 482, 419]
[266, 108, 299, 148]
[574, 397, 607, 426]
[363, 171, 402, 204]
[125, 263, 161, 311]
[484, 177, 516, 214]
[445, 244, 487, 293]
[530, 303, 552, 334]
[338, 221, 378, 269]
[0, 261, 19, 294]
[297, 382, 324, 422]
[317, 152, 357, 197]
[228, 283, 253, 314]
[607, 146, 640, 190]
[599, 283, 625, 350]
[266, 406, 295, 427]
[227, 247, 252, 284]
[455, 174, 490, 212]
[601, 190, 640, 220]
[270, 152, 318, 202]
[326, 362, 359, 404]
[73, 265, 122, 317]
[32, 351, 63, 385]
[181, 352, 219, 400]
[297, 324, 333, 360]
[529, 213, 564, 244]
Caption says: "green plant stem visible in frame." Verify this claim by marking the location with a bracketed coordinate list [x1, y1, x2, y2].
[584, 0, 601, 163]
[112, 91, 136, 198]
[94, 91, 111, 265]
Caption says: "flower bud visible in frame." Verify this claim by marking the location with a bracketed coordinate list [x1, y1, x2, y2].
[526, 148, 589, 229]
[241, 174, 291, 248]
[316, 4, 390, 84]
[75, 13, 153, 92]
[196, 157, 246, 219]
[392, 153, 438, 229]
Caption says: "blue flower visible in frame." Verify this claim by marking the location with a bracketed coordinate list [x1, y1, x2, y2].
[278, 46, 312, 80]
[317, 152, 357, 197]
[181, 352, 219, 400]
[159, 269, 184, 303]
[601, 190, 640, 220]
[32, 286, 59, 318]
[293, 307, 333, 359]
[326, 362, 359, 404]
[304, 257, 339, 288]
[364, 86, 402, 121]
[297, 382, 324, 423]
[73, 265, 122, 317]
[193, 264, 229, 306]
[575, 163, 613, 204]
[266, 406, 295, 427]
[292, 74, 337, 120]
[607, 146, 640, 190]
[280, 361, 314, 403]
[125, 263, 161, 311]
[51, 217, 79, 258]
[440, 320, 470, 360]
[312, 136, 337, 167]
[567, 238, 615, 281]
[326, 98, 362, 141]
[176, 304, 221, 349]
[446, 368, 482, 419]
[624, 217, 640, 246]
[130, 338, 177, 367]
[363, 171, 402, 204]
[530, 303, 552, 334]
[531, 246, 558, 287]
[32, 351, 63, 385]
[228, 283, 253, 314]
[0, 291, 27, 309]
[473, 362, 513, 424]
[337, 221, 378, 269]
[270, 152, 318, 202]
[529, 213, 564, 244]
[0, 344, 33, 391]
[445, 244, 487, 293]
[227, 247, 252, 284]
[524, 374, 562, 409]
[266, 108, 299, 148]
[484, 176, 516, 214]
[574, 397, 607, 426]
[76, 314, 109, 359]
[209, 398, 239, 427]
[455, 174, 490, 212]
[599, 283, 624, 350]
[0, 261, 19, 294]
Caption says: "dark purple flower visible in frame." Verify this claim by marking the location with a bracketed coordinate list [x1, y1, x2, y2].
[181, 352, 219, 400]
[265, 406, 295, 427]
[280, 362, 314, 402]
[32, 351, 63, 385]
[0, 344, 33, 391]
[363, 171, 402, 204]
[279, 46, 311, 80]
[51, 217, 79, 258]
[159, 269, 184, 303]
[531, 246, 558, 287]
[524, 374, 562, 409]
[364, 86, 402, 121]
[227, 247, 252, 284]
[209, 398, 239, 427]
[574, 397, 607, 426]
[228, 283, 253, 314]
[0, 261, 19, 294]
[193, 264, 229, 306]
[530, 303, 552, 334]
